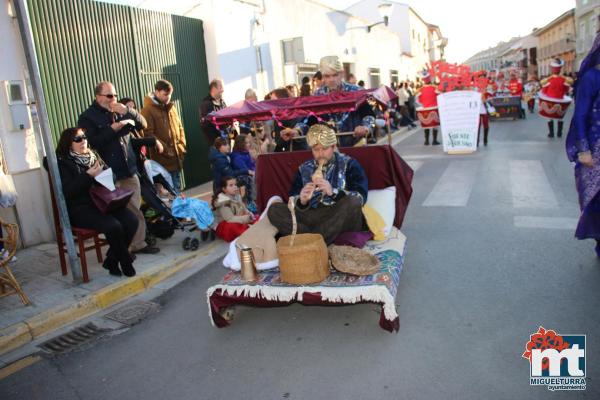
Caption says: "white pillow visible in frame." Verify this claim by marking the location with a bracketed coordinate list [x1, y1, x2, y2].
[365, 186, 396, 237]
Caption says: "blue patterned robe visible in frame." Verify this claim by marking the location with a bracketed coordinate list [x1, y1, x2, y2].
[295, 82, 376, 147]
[566, 66, 600, 240]
[289, 152, 368, 208]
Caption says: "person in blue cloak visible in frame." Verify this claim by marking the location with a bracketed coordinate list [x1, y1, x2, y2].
[566, 16, 600, 257]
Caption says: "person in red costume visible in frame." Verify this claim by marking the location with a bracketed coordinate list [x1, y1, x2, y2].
[415, 71, 440, 145]
[477, 84, 495, 146]
[496, 72, 509, 95]
[540, 58, 573, 137]
[508, 71, 525, 119]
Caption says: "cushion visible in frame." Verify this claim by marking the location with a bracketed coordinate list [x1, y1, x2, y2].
[333, 231, 373, 248]
[222, 196, 281, 271]
[365, 186, 396, 237]
[362, 204, 386, 241]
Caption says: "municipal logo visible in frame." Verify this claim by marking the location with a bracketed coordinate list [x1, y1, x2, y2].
[522, 326, 586, 391]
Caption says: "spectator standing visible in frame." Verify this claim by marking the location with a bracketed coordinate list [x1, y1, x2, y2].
[300, 76, 311, 97]
[312, 71, 322, 94]
[140, 79, 187, 193]
[200, 79, 227, 145]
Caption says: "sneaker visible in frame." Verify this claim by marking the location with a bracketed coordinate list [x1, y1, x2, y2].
[132, 245, 160, 255]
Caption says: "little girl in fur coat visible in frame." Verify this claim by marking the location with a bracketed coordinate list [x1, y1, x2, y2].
[213, 176, 256, 242]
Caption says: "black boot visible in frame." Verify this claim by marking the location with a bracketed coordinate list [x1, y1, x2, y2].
[121, 263, 136, 277]
[432, 129, 440, 145]
[557, 120, 564, 138]
[547, 121, 554, 138]
[103, 258, 121, 276]
[477, 129, 481, 147]
[424, 129, 430, 145]
[483, 128, 489, 146]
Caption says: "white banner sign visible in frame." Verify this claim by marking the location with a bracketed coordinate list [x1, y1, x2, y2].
[438, 91, 481, 153]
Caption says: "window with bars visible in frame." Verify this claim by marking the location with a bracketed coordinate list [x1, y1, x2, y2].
[281, 37, 305, 64]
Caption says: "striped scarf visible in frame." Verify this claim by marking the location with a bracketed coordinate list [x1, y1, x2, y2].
[69, 150, 97, 169]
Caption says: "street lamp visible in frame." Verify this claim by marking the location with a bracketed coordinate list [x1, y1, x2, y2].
[367, 3, 393, 33]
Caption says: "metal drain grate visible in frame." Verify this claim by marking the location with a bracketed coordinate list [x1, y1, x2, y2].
[39, 323, 110, 355]
[103, 300, 160, 326]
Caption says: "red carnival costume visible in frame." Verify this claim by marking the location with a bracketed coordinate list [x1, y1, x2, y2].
[508, 72, 526, 118]
[538, 58, 573, 137]
[415, 71, 440, 145]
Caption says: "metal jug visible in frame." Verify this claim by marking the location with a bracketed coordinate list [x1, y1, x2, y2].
[239, 246, 258, 282]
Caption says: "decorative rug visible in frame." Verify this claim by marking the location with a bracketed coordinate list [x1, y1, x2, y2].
[207, 229, 406, 332]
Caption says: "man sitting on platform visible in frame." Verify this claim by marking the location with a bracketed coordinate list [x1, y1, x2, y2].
[268, 124, 368, 245]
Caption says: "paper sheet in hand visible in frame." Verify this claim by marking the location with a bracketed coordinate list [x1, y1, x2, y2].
[95, 168, 115, 191]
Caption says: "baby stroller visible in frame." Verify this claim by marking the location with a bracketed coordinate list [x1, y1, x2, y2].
[135, 150, 213, 252]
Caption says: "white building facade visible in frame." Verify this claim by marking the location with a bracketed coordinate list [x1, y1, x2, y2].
[575, 0, 600, 69]
[0, 1, 55, 246]
[346, 0, 446, 81]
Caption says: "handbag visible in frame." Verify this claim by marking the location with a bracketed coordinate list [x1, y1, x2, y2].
[89, 184, 134, 213]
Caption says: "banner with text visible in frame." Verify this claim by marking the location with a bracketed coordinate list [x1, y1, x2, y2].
[438, 91, 481, 153]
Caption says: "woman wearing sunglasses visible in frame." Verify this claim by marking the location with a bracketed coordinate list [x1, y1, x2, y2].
[54, 127, 138, 277]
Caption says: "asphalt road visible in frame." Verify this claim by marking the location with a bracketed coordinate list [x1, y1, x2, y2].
[1, 110, 599, 400]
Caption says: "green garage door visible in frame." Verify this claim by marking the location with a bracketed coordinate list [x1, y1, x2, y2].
[28, 0, 211, 186]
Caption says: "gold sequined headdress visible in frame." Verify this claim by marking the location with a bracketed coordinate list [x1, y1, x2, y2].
[306, 124, 337, 147]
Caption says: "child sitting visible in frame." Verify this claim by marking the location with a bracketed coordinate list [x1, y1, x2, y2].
[213, 176, 256, 242]
[230, 134, 256, 209]
[208, 137, 254, 197]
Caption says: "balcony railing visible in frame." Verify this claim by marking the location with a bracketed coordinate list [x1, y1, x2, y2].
[538, 39, 575, 59]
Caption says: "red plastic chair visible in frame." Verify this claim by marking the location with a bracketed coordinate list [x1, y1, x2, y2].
[46, 173, 107, 283]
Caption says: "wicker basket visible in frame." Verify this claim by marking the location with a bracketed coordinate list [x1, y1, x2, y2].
[329, 245, 380, 276]
[277, 197, 330, 284]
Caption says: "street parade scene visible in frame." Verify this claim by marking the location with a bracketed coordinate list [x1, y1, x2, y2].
[0, 0, 599, 398]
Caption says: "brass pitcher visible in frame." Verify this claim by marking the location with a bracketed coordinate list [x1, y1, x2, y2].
[239, 246, 258, 282]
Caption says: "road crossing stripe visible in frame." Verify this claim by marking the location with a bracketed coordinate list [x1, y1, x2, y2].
[510, 160, 558, 209]
[513, 216, 578, 230]
[423, 161, 479, 207]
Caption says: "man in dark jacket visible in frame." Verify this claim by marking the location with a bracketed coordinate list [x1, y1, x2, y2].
[199, 79, 227, 145]
[78, 81, 159, 254]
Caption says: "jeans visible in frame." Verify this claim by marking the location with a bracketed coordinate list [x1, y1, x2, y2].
[116, 175, 146, 252]
[170, 170, 182, 194]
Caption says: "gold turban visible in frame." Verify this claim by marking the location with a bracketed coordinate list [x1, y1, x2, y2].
[319, 55, 342, 73]
[306, 124, 337, 147]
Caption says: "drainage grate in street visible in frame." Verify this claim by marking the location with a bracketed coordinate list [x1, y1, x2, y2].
[103, 300, 160, 326]
[38, 323, 110, 355]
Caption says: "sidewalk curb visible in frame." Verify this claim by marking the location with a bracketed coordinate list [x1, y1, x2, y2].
[0, 241, 222, 356]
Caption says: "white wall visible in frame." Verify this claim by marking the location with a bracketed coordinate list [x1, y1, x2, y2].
[408, 8, 431, 76]
[264, 0, 404, 90]
[0, 1, 54, 246]
[118, 0, 407, 103]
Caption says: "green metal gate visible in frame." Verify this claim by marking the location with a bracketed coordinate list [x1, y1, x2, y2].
[27, 0, 211, 186]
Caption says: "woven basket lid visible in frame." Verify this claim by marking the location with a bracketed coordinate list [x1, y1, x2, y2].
[328, 245, 380, 276]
